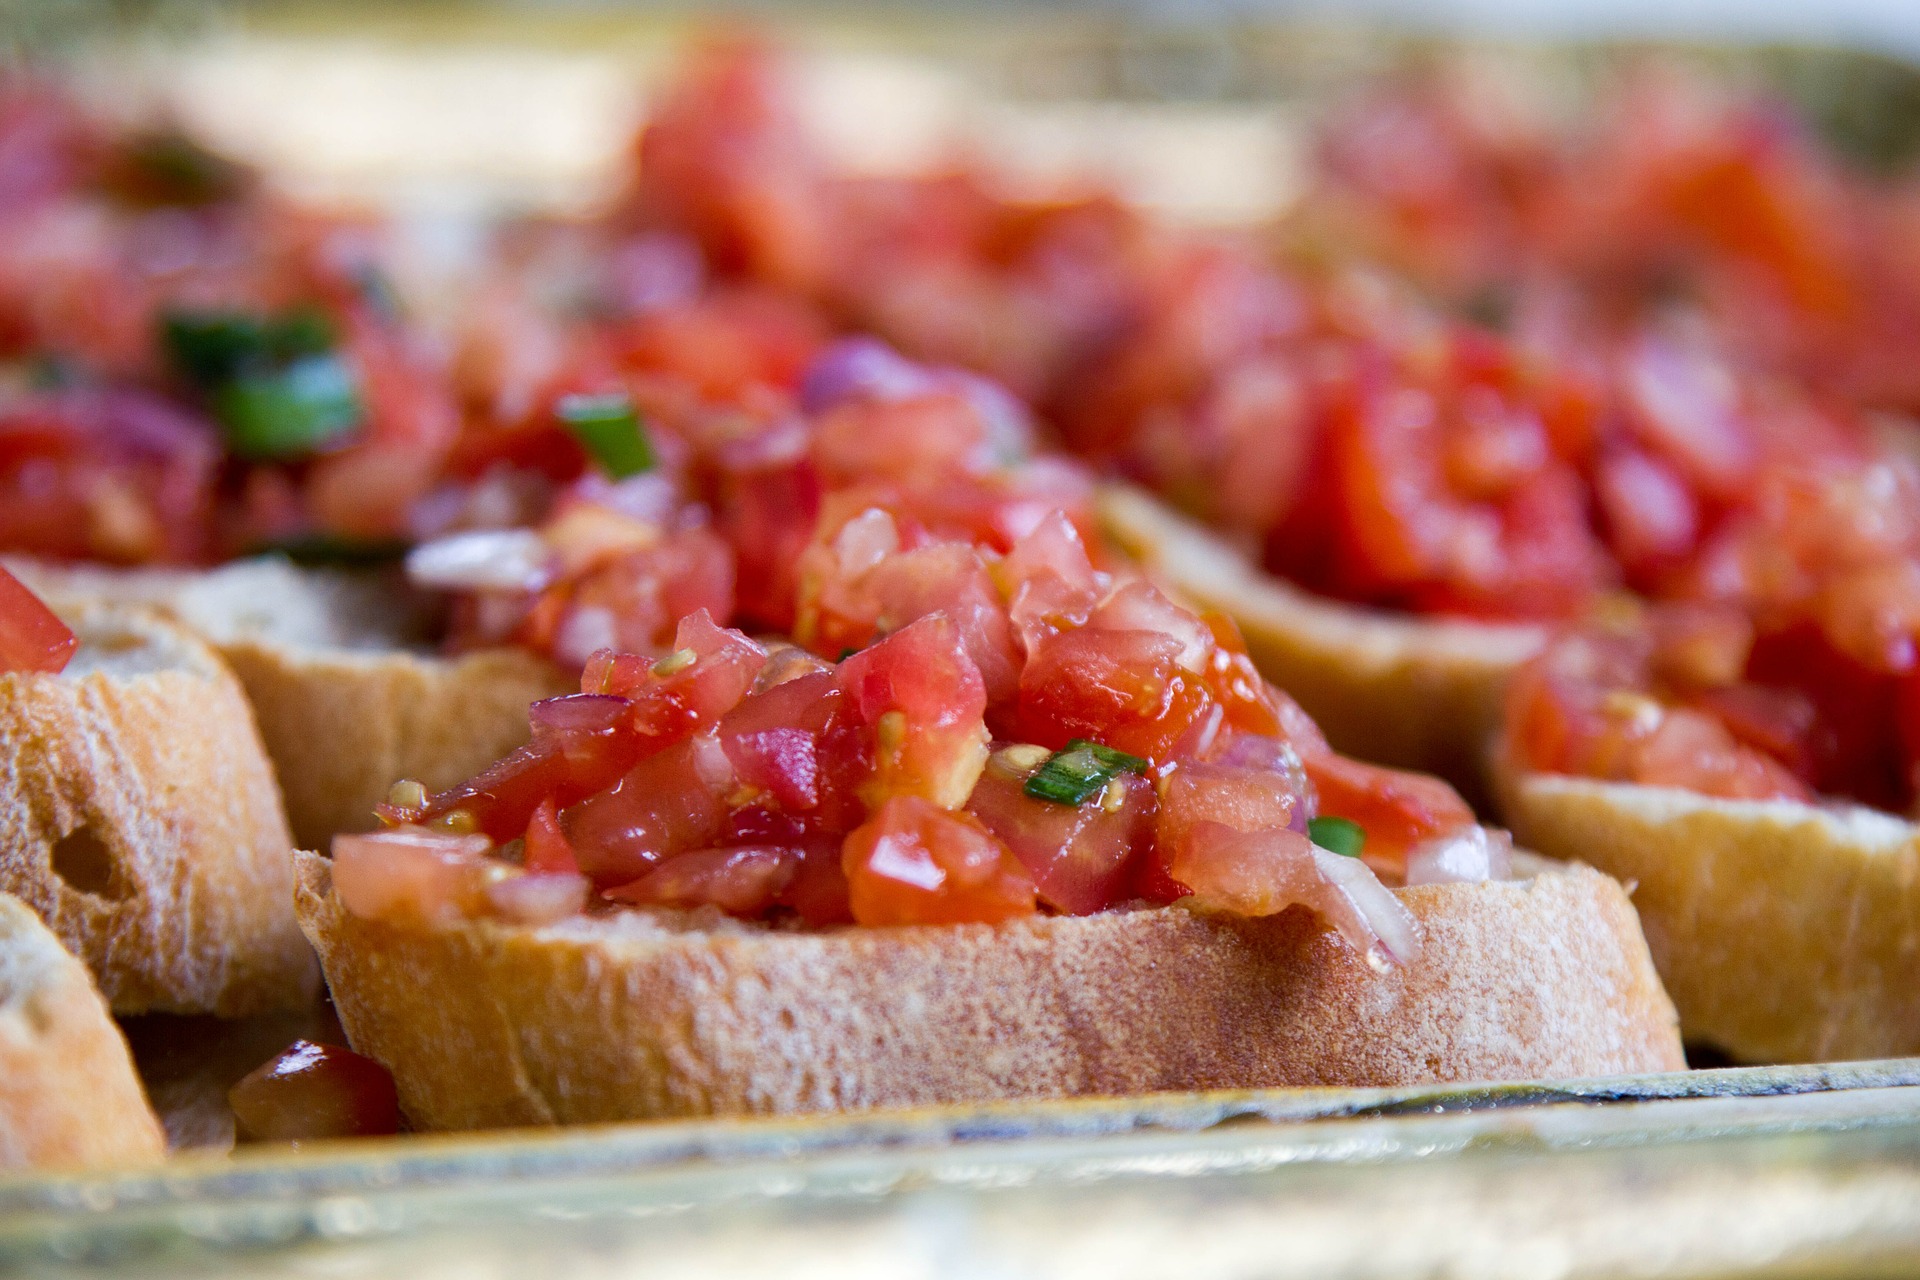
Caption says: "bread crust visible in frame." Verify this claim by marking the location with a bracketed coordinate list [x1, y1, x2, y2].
[6, 556, 571, 847]
[220, 639, 570, 850]
[1495, 755, 1920, 1064]
[0, 602, 316, 1015]
[295, 852, 1681, 1130]
[0, 893, 166, 1169]
[1098, 485, 1544, 797]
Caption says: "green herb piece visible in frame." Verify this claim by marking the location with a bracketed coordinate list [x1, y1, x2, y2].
[251, 533, 410, 567]
[269, 307, 338, 360]
[1308, 815, 1366, 858]
[1023, 739, 1149, 806]
[160, 306, 338, 387]
[215, 355, 363, 459]
[162, 311, 271, 388]
[556, 392, 656, 479]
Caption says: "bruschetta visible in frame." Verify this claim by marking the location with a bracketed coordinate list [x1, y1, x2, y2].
[290, 348, 1680, 1127]
[0, 569, 315, 1015]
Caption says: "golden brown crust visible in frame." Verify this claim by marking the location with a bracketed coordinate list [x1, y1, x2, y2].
[6, 556, 571, 847]
[221, 640, 570, 849]
[0, 893, 166, 1169]
[0, 603, 316, 1016]
[296, 853, 1681, 1130]
[1098, 485, 1544, 796]
[1495, 753, 1920, 1064]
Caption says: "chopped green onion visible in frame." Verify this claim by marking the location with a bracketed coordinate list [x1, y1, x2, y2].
[251, 533, 410, 567]
[1023, 738, 1149, 806]
[556, 392, 656, 479]
[1309, 815, 1366, 858]
[162, 311, 271, 387]
[216, 355, 363, 459]
[268, 307, 338, 360]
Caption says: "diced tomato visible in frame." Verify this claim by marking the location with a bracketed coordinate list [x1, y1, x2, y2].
[562, 732, 733, 886]
[997, 509, 1102, 655]
[770, 835, 853, 926]
[0, 390, 219, 565]
[1017, 626, 1212, 762]
[1303, 753, 1475, 864]
[0, 566, 76, 674]
[842, 794, 1036, 926]
[718, 669, 842, 812]
[581, 609, 766, 737]
[330, 829, 495, 926]
[406, 694, 645, 841]
[965, 761, 1153, 914]
[228, 1040, 400, 1142]
[836, 615, 989, 809]
[1168, 819, 1320, 917]
[605, 845, 798, 915]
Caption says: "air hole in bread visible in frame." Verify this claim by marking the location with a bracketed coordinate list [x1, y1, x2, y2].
[50, 825, 126, 900]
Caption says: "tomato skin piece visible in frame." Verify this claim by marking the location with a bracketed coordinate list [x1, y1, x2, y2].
[776, 836, 855, 926]
[842, 795, 1037, 926]
[0, 567, 76, 675]
[563, 733, 732, 887]
[965, 764, 1153, 915]
[228, 1040, 400, 1142]
[523, 798, 579, 875]
[1303, 753, 1475, 865]
[604, 845, 798, 915]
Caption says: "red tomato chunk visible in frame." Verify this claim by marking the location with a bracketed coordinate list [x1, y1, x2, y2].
[228, 1040, 401, 1142]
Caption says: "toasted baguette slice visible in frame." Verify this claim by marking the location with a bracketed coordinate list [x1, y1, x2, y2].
[1496, 756, 1920, 1064]
[1098, 485, 1544, 797]
[0, 600, 316, 1015]
[0, 892, 166, 1169]
[295, 852, 1681, 1130]
[8, 556, 571, 848]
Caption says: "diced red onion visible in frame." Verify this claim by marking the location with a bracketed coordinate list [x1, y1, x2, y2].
[607, 232, 704, 315]
[1405, 826, 1513, 887]
[406, 528, 551, 593]
[529, 693, 630, 738]
[801, 338, 939, 413]
[833, 508, 900, 578]
[1310, 846, 1423, 969]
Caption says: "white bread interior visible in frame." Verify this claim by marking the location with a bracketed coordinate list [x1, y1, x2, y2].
[0, 892, 166, 1170]
[295, 851, 1682, 1131]
[0, 600, 317, 1015]
[1496, 754, 1920, 1064]
[8, 556, 571, 848]
[1097, 484, 1545, 797]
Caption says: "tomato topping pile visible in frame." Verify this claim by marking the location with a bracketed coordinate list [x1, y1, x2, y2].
[339, 342, 1500, 962]
[0, 82, 468, 565]
[1511, 448, 1920, 813]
